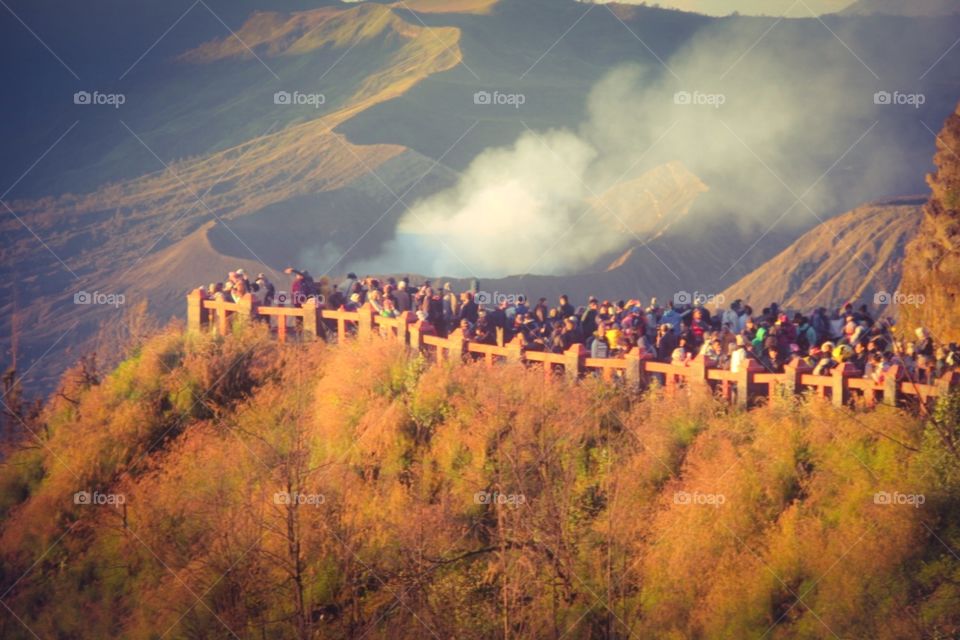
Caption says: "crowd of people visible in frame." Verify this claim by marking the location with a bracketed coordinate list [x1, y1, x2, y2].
[198, 268, 956, 386]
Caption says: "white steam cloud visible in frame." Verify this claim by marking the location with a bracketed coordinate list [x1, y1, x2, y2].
[327, 15, 908, 279]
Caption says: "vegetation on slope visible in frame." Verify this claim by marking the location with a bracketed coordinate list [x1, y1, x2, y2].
[1, 327, 959, 639]
[900, 101, 960, 342]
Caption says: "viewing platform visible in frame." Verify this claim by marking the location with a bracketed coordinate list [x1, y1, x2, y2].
[187, 289, 958, 411]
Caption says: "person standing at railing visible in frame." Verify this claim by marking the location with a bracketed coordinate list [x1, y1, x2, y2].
[283, 268, 314, 308]
[458, 291, 479, 326]
[813, 342, 838, 375]
[427, 288, 446, 337]
[395, 279, 411, 312]
[590, 327, 610, 358]
[690, 308, 709, 348]
[474, 312, 496, 345]
[255, 273, 275, 307]
[457, 318, 475, 341]
[759, 344, 784, 373]
[442, 283, 458, 329]
[915, 327, 935, 358]
[581, 298, 599, 337]
[671, 336, 693, 365]
[656, 324, 677, 362]
[230, 279, 248, 304]
[415, 310, 436, 336]
[730, 335, 751, 373]
[380, 298, 398, 319]
[699, 335, 724, 368]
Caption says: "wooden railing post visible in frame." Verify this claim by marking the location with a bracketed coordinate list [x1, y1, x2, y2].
[506, 336, 524, 365]
[936, 370, 959, 403]
[215, 296, 230, 336]
[357, 305, 374, 341]
[236, 293, 255, 328]
[187, 289, 206, 334]
[736, 360, 763, 408]
[624, 349, 643, 394]
[409, 321, 424, 352]
[448, 329, 467, 363]
[690, 355, 709, 390]
[782, 359, 809, 397]
[396, 312, 411, 345]
[831, 363, 857, 408]
[302, 298, 320, 341]
[564, 344, 585, 383]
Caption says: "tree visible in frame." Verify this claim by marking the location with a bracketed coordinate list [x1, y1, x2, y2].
[900, 101, 960, 340]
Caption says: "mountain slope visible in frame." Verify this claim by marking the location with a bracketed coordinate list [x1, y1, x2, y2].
[590, 160, 708, 240]
[2, 3, 465, 392]
[838, 0, 960, 16]
[719, 198, 923, 311]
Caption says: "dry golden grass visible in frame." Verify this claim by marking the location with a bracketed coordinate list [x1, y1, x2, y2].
[1, 330, 958, 639]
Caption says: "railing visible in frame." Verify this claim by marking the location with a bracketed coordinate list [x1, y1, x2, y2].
[187, 290, 959, 409]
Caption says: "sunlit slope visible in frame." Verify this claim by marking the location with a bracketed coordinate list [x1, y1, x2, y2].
[718, 198, 923, 311]
[1, 329, 957, 638]
[1, 3, 464, 391]
[40, 3, 460, 196]
[396, 0, 500, 14]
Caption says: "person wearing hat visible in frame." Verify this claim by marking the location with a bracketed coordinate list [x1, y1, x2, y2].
[813, 342, 838, 376]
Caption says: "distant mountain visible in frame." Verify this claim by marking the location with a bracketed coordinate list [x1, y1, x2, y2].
[584, 0, 854, 17]
[718, 197, 923, 312]
[838, 0, 960, 16]
[589, 161, 708, 240]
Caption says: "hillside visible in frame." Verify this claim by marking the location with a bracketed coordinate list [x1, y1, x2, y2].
[1, 2, 464, 391]
[719, 198, 923, 312]
[1, 328, 959, 638]
[838, 0, 960, 16]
